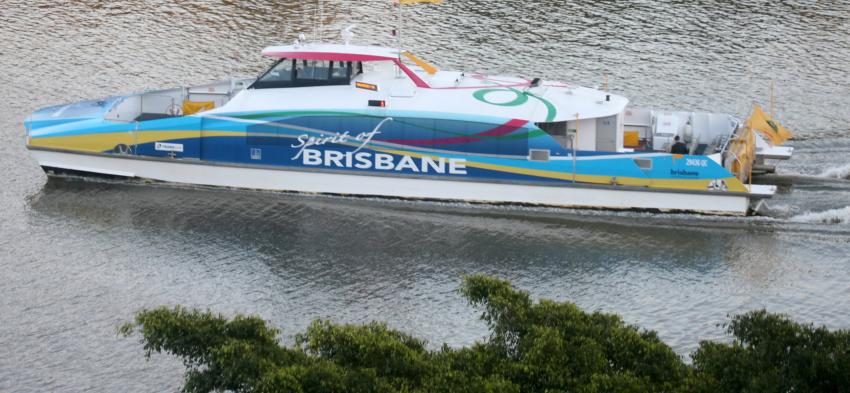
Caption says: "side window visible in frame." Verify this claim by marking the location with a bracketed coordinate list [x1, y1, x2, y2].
[251, 59, 355, 89]
[330, 61, 351, 82]
[251, 59, 295, 89]
[295, 60, 330, 82]
[267, 60, 293, 83]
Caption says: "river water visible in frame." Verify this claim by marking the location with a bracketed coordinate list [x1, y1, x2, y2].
[1, 1, 849, 391]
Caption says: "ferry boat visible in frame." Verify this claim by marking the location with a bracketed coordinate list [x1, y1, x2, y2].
[24, 36, 794, 215]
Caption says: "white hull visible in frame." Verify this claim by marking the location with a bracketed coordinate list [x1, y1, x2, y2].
[30, 149, 751, 215]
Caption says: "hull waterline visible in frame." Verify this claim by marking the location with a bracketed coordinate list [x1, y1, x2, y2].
[30, 148, 753, 215]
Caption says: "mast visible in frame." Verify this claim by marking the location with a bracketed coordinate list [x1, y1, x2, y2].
[770, 80, 776, 117]
[313, 0, 325, 42]
[395, 0, 404, 76]
[313, 0, 319, 42]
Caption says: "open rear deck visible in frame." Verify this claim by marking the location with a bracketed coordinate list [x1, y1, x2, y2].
[104, 78, 253, 123]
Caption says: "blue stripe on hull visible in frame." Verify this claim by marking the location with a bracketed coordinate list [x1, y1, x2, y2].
[31, 110, 737, 186]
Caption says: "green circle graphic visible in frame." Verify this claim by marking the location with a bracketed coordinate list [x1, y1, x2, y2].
[473, 88, 529, 107]
[472, 87, 558, 122]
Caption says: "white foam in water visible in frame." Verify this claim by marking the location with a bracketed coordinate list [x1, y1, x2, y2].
[790, 206, 850, 225]
[763, 203, 800, 217]
[819, 163, 850, 179]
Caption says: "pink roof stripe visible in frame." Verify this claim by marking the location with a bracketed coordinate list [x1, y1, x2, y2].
[262, 51, 396, 62]
[260, 45, 430, 88]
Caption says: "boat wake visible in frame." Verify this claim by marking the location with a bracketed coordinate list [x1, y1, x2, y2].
[790, 206, 850, 225]
[818, 163, 850, 180]
[758, 203, 800, 218]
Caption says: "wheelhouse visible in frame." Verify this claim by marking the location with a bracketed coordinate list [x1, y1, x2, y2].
[259, 44, 431, 88]
[249, 59, 363, 89]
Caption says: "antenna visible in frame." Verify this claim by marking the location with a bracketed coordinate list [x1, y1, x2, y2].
[342, 25, 357, 46]
[318, 0, 324, 42]
[770, 79, 776, 117]
[395, 0, 404, 77]
[313, 0, 320, 43]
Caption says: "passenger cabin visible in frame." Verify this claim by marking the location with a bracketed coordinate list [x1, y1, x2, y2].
[103, 43, 738, 159]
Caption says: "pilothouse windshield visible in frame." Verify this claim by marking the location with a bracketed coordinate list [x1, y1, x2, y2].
[250, 59, 360, 89]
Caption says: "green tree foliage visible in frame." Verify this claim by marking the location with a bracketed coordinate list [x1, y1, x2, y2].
[691, 310, 850, 393]
[120, 275, 850, 393]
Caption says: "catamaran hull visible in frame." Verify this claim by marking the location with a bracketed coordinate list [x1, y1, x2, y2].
[29, 149, 751, 215]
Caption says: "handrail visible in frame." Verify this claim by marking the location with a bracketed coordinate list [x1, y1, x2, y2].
[749, 125, 755, 188]
[572, 114, 579, 184]
[722, 133, 737, 154]
[132, 120, 139, 155]
[718, 118, 739, 156]
[570, 133, 577, 184]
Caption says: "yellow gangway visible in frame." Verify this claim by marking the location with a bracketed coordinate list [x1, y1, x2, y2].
[728, 103, 792, 184]
[726, 126, 756, 184]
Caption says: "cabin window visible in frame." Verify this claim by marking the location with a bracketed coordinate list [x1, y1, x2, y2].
[295, 60, 330, 81]
[330, 61, 352, 82]
[537, 121, 568, 137]
[634, 158, 653, 170]
[536, 121, 572, 150]
[251, 59, 357, 89]
[529, 149, 551, 162]
[251, 59, 295, 89]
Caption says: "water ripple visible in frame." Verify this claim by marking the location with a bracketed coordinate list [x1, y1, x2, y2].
[3, 1, 850, 391]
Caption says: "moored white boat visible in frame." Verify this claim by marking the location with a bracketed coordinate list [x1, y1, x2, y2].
[24, 24, 794, 216]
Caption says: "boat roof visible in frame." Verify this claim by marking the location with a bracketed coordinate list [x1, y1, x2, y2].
[257, 43, 630, 120]
[262, 44, 401, 62]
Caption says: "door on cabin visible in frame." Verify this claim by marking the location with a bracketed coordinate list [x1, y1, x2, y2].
[596, 115, 618, 152]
